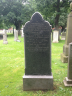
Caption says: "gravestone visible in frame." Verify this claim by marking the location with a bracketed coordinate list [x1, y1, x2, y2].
[3, 29, 8, 44]
[61, 32, 66, 40]
[53, 30, 59, 43]
[21, 27, 24, 38]
[14, 30, 19, 41]
[64, 42, 72, 86]
[23, 12, 53, 91]
[61, 2, 72, 63]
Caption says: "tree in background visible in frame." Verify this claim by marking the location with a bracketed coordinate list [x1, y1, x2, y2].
[0, 0, 35, 33]
[35, 0, 71, 31]
[0, 0, 71, 32]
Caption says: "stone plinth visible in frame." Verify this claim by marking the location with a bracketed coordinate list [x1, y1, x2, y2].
[23, 74, 53, 91]
[61, 44, 68, 63]
[61, 53, 68, 63]
[64, 77, 72, 86]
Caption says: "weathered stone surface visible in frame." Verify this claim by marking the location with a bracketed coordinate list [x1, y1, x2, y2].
[14, 30, 19, 41]
[23, 74, 53, 91]
[61, 32, 66, 40]
[3, 29, 8, 44]
[61, 53, 68, 63]
[21, 27, 24, 38]
[64, 77, 72, 86]
[64, 42, 72, 86]
[24, 12, 52, 75]
[67, 43, 72, 79]
[63, 44, 68, 56]
[53, 30, 58, 43]
[23, 12, 53, 91]
[61, 3, 72, 63]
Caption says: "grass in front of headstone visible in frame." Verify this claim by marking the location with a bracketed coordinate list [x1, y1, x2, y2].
[0, 34, 72, 96]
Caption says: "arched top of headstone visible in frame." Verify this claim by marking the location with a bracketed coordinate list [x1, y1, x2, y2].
[31, 12, 44, 23]
[24, 12, 52, 33]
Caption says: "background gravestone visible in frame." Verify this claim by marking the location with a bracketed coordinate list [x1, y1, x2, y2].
[61, 2, 72, 63]
[61, 32, 66, 40]
[3, 29, 8, 44]
[14, 30, 19, 41]
[53, 30, 59, 43]
[21, 27, 24, 38]
[23, 12, 53, 91]
[64, 42, 72, 86]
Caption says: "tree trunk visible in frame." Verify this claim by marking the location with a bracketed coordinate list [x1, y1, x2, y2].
[55, 15, 60, 29]
[18, 23, 21, 35]
[55, 0, 60, 30]
[15, 22, 21, 35]
[61, 26, 65, 32]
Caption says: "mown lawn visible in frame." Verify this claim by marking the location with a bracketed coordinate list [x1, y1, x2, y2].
[0, 33, 72, 96]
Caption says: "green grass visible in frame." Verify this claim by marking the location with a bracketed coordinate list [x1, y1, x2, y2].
[0, 34, 72, 96]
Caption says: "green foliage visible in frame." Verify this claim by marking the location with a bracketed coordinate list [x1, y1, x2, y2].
[59, 12, 68, 27]
[0, 0, 35, 30]
[0, 0, 71, 30]
[35, 0, 71, 29]
[35, 0, 54, 20]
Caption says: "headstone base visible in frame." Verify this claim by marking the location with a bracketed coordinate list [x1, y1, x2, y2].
[14, 39, 19, 42]
[61, 53, 68, 63]
[3, 41, 8, 44]
[53, 41, 59, 43]
[23, 74, 53, 91]
[63, 44, 69, 56]
[61, 38, 65, 40]
[63, 77, 72, 86]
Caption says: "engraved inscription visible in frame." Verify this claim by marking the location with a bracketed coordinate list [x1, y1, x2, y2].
[24, 12, 52, 75]
[25, 23, 50, 52]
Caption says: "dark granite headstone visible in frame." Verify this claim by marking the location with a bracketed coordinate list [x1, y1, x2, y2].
[23, 12, 53, 91]
[24, 12, 52, 75]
